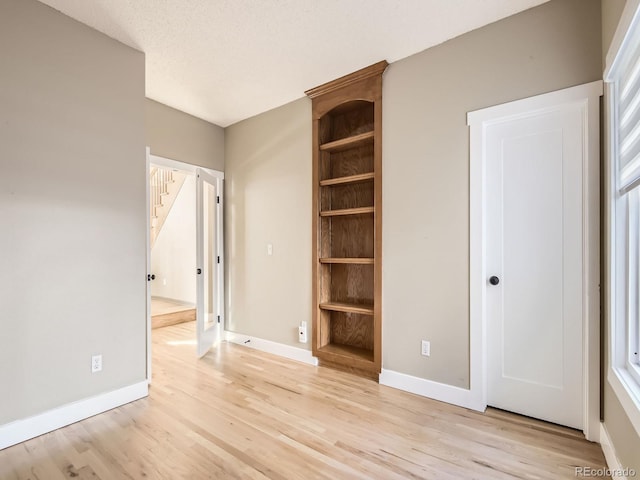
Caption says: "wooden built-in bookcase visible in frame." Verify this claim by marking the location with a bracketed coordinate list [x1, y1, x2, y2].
[305, 61, 387, 380]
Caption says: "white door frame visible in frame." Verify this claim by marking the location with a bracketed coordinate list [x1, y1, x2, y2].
[467, 81, 602, 441]
[145, 152, 224, 382]
[145, 148, 152, 384]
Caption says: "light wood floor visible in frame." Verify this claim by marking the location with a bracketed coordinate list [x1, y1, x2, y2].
[0, 323, 609, 479]
[151, 297, 195, 329]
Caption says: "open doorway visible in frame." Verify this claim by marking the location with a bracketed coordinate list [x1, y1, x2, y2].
[150, 166, 197, 328]
[145, 152, 224, 382]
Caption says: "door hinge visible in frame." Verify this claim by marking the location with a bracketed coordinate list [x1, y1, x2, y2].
[217, 256, 220, 264]
[217, 196, 220, 204]
[217, 315, 220, 323]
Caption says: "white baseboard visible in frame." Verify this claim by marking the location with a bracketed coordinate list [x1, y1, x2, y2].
[150, 295, 195, 308]
[599, 422, 632, 480]
[379, 369, 485, 412]
[0, 381, 148, 450]
[224, 331, 318, 366]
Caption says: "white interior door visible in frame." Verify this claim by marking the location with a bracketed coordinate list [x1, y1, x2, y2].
[196, 168, 222, 357]
[485, 103, 584, 429]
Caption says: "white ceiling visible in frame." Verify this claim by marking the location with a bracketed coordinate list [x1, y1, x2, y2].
[38, 0, 549, 127]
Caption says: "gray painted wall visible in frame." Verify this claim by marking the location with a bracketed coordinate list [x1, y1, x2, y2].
[225, 99, 312, 348]
[151, 175, 197, 305]
[601, 0, 640, 473]
[602, 0, 626, 64]
[224, 0, 602, 388]
[146, 99, 224, 171]
[382, 0, 602, 387]
[0, 0, 146, 424]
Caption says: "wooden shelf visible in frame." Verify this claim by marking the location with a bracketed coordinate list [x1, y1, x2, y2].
[319, 131, 374, 152]
[320, 172, 374, 187]
[317, 343, 374, 363]
[319, 258, 374, 265]
[308, 61, 386, 380]
[319, 302, 374, 315]
[320, 206, 374, 217]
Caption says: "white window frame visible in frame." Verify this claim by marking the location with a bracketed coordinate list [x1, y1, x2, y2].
[604, 0, 640, 437]
[625, 189, 640, 386]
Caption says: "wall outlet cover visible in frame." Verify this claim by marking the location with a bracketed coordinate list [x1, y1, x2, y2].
[91, 354, 103, 373]
[298, 325, 307, 343]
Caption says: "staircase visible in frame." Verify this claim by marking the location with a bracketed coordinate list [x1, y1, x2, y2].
[150, 166, 187, 248]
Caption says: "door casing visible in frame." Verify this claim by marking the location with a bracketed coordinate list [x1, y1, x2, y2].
[467, 81, 602, 441]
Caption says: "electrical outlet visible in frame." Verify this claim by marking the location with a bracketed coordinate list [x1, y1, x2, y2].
[421, 340, 430, 357]
[91, 354, 102, 373]
[298, 321, 307, 343]
[267, 243, 273, 256]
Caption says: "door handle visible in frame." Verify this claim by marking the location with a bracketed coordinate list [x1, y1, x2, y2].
[489, 276, 500, 285]
[197, 268, 202, 275]
[147, 274, 156, 281]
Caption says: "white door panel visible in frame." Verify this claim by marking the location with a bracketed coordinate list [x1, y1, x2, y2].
[196, 168, 222, 357]
[486, 106, 584, 429]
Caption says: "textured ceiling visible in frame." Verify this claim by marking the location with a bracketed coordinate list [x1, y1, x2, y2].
[38, 0, 549, 127]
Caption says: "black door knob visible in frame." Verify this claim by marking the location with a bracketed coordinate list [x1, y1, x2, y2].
[489, 276, 500, 286]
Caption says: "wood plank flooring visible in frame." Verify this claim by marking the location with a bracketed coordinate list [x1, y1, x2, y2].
[151, 297, 195, 329]
[0, 322, 609, 479]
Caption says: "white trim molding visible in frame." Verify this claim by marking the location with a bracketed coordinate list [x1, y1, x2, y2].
[608, 359, 640, 436]
[379, 370, 484, 412]
[467, 81, 603, 441]
[224, 331, 319, 366]
[600, 423, 635, 480]
[149, 153, 224, 180]
[0, 381, 148, 450]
